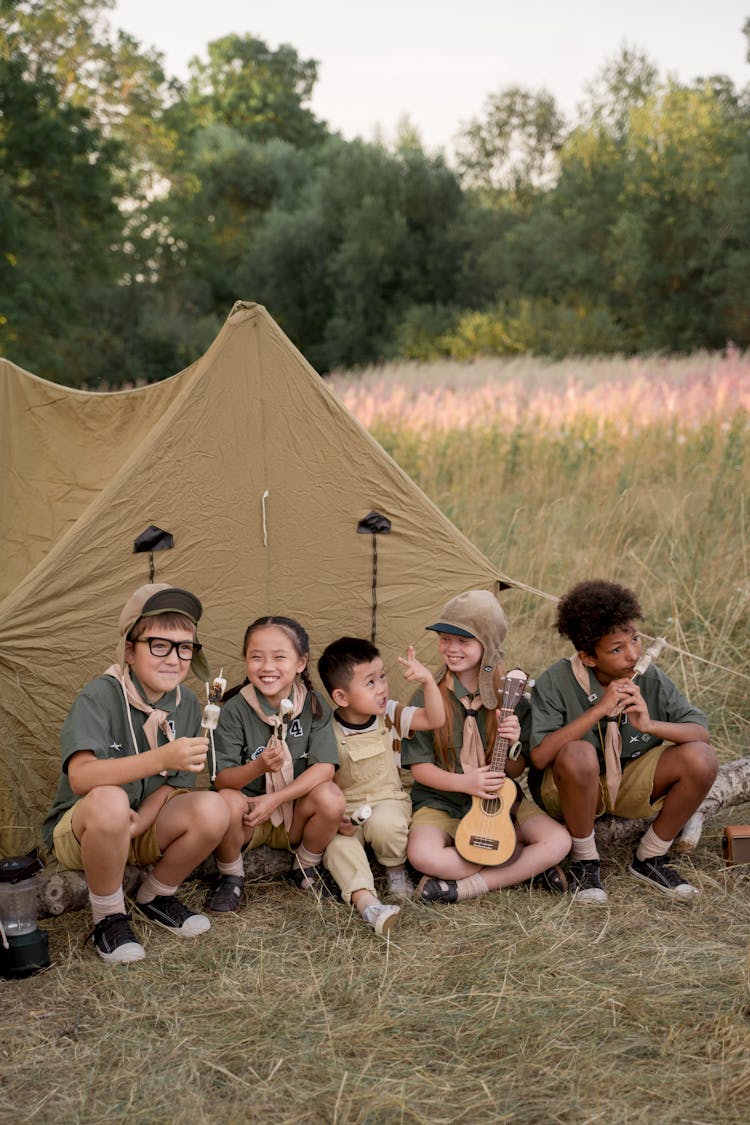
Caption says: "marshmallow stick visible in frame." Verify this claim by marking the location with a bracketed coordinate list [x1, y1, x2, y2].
[632, 637, 668, 680]
[201, 669, 227, 781]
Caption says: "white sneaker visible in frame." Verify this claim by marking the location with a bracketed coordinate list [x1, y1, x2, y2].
[362, 902, 400, 936]
[386, 868, 415, 901]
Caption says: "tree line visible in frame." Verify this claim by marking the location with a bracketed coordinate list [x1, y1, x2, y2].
[2, 0, 749, 385]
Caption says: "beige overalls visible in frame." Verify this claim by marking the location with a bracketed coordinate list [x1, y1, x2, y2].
[323, 715, 412, 904]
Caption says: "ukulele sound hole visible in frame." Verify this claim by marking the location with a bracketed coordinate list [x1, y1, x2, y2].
[480, 797, 503, 815]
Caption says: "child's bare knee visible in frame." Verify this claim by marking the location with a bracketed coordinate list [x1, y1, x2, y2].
[80, 785, 131, 831]
[554, 741, 599, 786]
[682, 740, 718, 787]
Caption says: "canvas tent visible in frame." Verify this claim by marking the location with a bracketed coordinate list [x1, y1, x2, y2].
[0, 301, 514, 856]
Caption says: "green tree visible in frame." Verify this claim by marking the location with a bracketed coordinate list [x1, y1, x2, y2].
[455, 85, 565, 203]
[169, 33, 326, 152]
[0, 49, 127, 382]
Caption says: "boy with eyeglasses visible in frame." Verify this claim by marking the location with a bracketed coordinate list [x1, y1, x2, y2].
[42, 584, 230, 963]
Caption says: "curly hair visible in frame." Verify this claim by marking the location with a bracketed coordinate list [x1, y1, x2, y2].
[555, 580, 643, 656]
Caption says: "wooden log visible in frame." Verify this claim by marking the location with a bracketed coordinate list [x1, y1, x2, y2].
[37, 846, 293, 919]
[676, 757, 750, 852]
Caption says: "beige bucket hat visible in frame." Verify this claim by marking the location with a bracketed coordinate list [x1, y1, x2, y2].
[426, 589, 507, 709]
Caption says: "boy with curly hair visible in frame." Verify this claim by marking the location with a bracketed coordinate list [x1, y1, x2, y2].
[528, 579, 717, 903]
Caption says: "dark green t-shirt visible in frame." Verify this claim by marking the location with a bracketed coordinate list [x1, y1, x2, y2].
[400, 682, 531, 818]
[213, 689, 338, 798]
[41, 673, 202, 848]
[528, 657, 708, 799]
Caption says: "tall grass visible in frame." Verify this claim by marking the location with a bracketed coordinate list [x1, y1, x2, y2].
[332, 350, 750, 758]
[3, 352, 750, 1124]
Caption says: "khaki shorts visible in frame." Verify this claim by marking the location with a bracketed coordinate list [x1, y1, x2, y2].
[537, 746, 668, 821]
[411, 795, 541, 837]
[246, 821, 292, 852]
[51, 787, 189, 870]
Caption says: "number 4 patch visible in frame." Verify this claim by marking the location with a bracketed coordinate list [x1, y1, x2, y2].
[288, 718, 304, 738]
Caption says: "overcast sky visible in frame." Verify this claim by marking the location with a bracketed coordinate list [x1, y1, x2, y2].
[111, 1, 750, 151]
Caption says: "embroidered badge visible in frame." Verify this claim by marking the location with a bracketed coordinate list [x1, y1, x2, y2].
[288, 718, 304, 738]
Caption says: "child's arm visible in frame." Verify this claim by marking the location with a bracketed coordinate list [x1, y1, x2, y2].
[530, 678, 624, 770]
[410, 761, 507, 799]
[214, 741, 287, 791]
[129, 785, 173, 837]
[67, 738, 209, 795]
[397, 646, 445, 731]
[242, 762, 335, 829]
[618, 681, 710, 744]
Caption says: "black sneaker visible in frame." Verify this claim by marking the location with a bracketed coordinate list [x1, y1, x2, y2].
[289, 859, 338, 902]
[568, 859, 608, 904]
[529, 864, 568, 894]
[416, 876, 458, 904]
[629, 853, 699, 900]
[204, 874, 245, 913]
[135, 894, 211, 936]
[88, 912, 145, 964]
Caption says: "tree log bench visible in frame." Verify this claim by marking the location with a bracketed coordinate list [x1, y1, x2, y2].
[34, 757, 750, 917]
[37, 846, 293, 919]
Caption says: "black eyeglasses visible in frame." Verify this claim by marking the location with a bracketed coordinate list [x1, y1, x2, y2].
[133, 637, 202, 660]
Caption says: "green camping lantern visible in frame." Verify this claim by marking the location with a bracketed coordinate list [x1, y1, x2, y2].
[0, 849, 50, 978]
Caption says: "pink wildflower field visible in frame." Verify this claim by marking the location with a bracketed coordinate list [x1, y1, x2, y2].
[329, 349, 749, 436]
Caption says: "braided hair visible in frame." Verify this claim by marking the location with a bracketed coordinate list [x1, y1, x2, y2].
[241, 615, 324, 718]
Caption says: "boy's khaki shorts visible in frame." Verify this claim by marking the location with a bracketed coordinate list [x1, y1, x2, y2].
[411, 795, 542, 837]
[51, 788, 188, 870]
[537, 746, 668, 821]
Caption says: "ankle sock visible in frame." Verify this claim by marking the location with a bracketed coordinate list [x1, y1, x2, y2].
[295, 843, 323, 869]
[636, 826, 672, 862]
[89, 887, 126, 924]
[136, 873, 179, 905]
[217, 857, 245, 878]
[455, 874, 489, 901]
[570, 832, 599, 862]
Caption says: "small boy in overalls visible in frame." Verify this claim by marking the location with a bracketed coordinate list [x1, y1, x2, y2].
[318, 637, 445, 936]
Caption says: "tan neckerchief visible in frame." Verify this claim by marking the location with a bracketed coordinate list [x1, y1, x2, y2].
[239, 679, 307, 831]
[105, 664, 179, 754]
[569, 654, 622, 805]
[444, 670, 485, 773]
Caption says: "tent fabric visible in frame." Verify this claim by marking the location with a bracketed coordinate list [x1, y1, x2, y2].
[0, 302, 513, 856]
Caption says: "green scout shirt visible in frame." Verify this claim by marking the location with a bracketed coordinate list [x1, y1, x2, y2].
[41, 673, 202, 848]
[528, 658, 708, 797]
[213, 689, 338, 798]
[400, 682, 531, 818]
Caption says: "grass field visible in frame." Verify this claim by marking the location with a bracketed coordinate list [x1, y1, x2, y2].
[3, 352, 750, 1124]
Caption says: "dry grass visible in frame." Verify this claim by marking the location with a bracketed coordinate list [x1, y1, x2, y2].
[3, 353, 750, 1123]
[3, 839, 750, 1124]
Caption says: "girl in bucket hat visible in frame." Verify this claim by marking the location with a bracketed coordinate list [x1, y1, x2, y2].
[401, 590, 571, 903]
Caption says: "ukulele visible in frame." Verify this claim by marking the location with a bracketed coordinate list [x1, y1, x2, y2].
[454, 667, 528, 866]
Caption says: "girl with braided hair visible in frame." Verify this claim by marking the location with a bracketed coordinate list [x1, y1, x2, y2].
[204, 616, 344, 912]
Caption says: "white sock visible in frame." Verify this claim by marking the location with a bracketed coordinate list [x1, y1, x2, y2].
[636, 826, 672, 862]
[89, 887, 126, 924]
[217, 857, 245, 878]
[295, 844, 323, 869]
[570, 832, 599, 861]
[136, 873, 179, 905]
[455, 874, 489, 901]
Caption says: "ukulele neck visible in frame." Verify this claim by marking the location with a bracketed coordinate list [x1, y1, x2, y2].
[488, 706, 513, 772]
